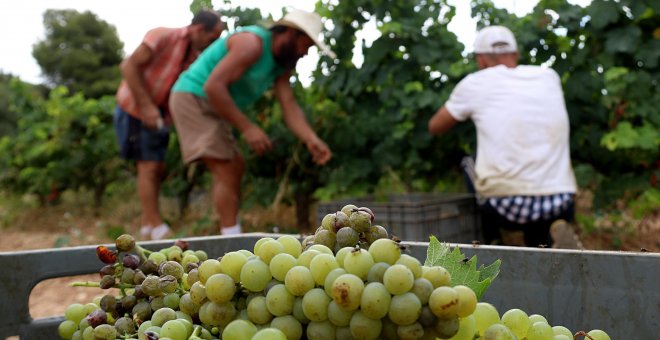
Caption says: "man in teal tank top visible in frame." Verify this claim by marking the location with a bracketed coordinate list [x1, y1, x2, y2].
[169, 9, 334, 235]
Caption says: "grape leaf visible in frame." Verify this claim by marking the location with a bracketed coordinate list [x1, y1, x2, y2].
[424, 236, 500, 300]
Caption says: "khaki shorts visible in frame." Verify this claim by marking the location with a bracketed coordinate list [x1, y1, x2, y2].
[169, 92, 239, 164]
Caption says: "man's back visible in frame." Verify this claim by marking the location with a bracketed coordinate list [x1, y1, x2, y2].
[445, 64, 576, 197]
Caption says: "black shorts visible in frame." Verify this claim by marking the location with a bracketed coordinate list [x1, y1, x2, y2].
[113, 106, 169, 161]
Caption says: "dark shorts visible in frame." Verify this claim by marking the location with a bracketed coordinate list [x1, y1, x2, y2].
[113, 106, 170, 161]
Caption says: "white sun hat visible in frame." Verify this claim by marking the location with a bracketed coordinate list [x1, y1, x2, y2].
[274, 8, 336, 59]
[474, 25, 518, 54]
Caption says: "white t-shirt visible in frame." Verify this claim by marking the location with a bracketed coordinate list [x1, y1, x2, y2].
[445, 64, 577, 197]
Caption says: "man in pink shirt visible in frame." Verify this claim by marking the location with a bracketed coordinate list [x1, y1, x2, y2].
[114, 10, 223, 239]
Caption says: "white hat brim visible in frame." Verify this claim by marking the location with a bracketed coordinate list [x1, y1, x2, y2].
[275, 19, 336, 59]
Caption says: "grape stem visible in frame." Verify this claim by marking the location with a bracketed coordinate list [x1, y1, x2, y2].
[573, 331, 595, 340]
[70, 281, 135, 289]
[134, 244, 152, 262]
[192, 325, 201, 337]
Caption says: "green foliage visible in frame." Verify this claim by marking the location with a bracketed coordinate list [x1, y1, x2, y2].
[425, 236, 500, 300]
[0, 72, 18, 137]
[0, 81, 126, 206]
[32, 9, 123, 98]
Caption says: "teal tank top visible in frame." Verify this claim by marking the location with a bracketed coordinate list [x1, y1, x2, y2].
[172, 26, 285, 110]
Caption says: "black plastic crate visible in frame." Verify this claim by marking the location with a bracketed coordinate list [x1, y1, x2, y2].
[315, 193, 481, 243]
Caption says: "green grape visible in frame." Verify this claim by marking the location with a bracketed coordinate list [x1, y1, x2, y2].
[141, 275, 163, 296]
[327, 300, 354, 327]
[527, 321, 554, 340]
[58, 320, 77, 339]
[163, 293, 180, 310]
[483, 323, 516, 340]
[343, 248, 375, 280]
[395, 254, 423, 279]
[336, 227, 359, 248]
[383, 264, 415, 295]
[366, 262, 390, 283]
[380, 317, 399, 340]
[422, 265, 452, 288]
[419, 306, 438, 328]
[254, 237, 275, 254]
[181, 254, 200, 269]
[270, 253, 298, 281]
[428, 286, 459, 319]
[306, 320, 336, 340]
[554, 335, 571, 340]
[222, 319, 258, 340]
[159, 319, 188, 340]
[360, 282, 391, 319]
[194, 250, 209, 261]
[388, 292, 422, 326]
[150, 295, 166, 311]
[285, 265, 315, 296]
[82, 326, 94, 340]
[335, 247, 353, 268]
[397, 322, 424, 340]
[314, 229, 337, 249]
[238, 249, 254, 258]
[529, 314, 549, 325]
[132, 301, 152, 322]
[187, 269, 200, 287]
[302, 288, 331, 321]
[159, 275, 179, 294]
[448, 316, 478, 340]
[365, 224, 388, 243]
[321, 213, 336, 231]
[410, 278, 434, 305]
[198, 259, 222, 284]
[310, 253, 339, 285]
[454, 285, 477, 317]
[277, 235, 302, 258]
[474, 302, 500, 336]
[252, 328, 288, 340]
[175, 313, 193, 334]
[205, 273, 236, 304]
[308, 244, 333, 255]
[271, 315, 303, 340]
[266, 284, 295, 316]
[152, 307, 177, 327]
[65, 303, 87, 324]
[247, 296, 273, 325]
[435, 318, 460, 339]
[501, 308, 530, 339]
[92, 324, 117, 340]
[136, 321, 152, 340]
[240, 258, 272, 292]
[115, 234, 136, 252]
[219, 251, 247, 282]
[350, 310, 382, 340]
[331, 273, 365, 311]
[341, 204, 358, 217]
[302, 235, 315, 249]
[115, 316, 136, 336]
[293, 297, 310, 324]
[121, 268, 136, 284]
[349, 210, 372, 233]
[368, 239, 401, 265]
[256, 239, 285, 264]
[199, 300, 236, 327]
[335, 326, 353, 340]
[78, 318, 90, 333]
[121, 295, 137, 311]
[160, 261, 184, 280]
[190, 281, 207, 305]
[148, 251, 167, 265]
[83, 302, 98, 315]
[552, 325, 573, 337]
[70, 330, 82, 340]
[324, 267, 347, 296]
[297, 249, 321, 268]
[586, 329, 611, 340]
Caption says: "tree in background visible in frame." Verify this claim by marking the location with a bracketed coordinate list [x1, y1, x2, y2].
[32, 9, 123, 98]
[0, 72, 18, 137]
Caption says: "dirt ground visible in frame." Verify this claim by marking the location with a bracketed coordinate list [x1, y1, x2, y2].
[0, 191, 658, 323]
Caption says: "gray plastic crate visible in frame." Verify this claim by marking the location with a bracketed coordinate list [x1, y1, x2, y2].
[316, 193, 480, 243]
[1, 233, 658, 339]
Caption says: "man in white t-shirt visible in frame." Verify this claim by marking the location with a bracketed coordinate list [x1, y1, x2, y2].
[428, 25, 578, 247]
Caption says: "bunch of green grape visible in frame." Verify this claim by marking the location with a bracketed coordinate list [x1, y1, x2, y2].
[305, 204, 389, 252]
[58, 206, 612, 340]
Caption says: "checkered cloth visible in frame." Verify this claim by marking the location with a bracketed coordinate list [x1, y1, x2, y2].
[462, 156, 574, 224]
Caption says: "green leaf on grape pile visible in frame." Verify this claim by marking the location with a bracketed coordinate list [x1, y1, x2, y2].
[424, 236, 500, 300]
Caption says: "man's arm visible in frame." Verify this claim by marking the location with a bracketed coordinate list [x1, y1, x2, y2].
[273, 74, 332, 165]
[120, 43, 161, 129]
[428, 106, 459, 135]
[203, 33, 273, 155]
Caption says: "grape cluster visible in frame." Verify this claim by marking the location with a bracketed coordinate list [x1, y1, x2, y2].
[305, 204, 389, 252]
[58, 206, 612, 340]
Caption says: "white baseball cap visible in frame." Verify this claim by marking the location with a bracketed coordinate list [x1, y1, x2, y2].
[274, 9, 336, 59]
[473, 25, 518, 54]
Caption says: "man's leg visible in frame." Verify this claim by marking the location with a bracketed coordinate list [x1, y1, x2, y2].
[202, 155, 245, 234]
[137, 160, 166, 228]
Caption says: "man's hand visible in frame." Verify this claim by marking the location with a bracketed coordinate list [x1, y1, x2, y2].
[243, 124, 273, 155]
[305, 137, 332, 165]
[140, 104, 162, 130]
